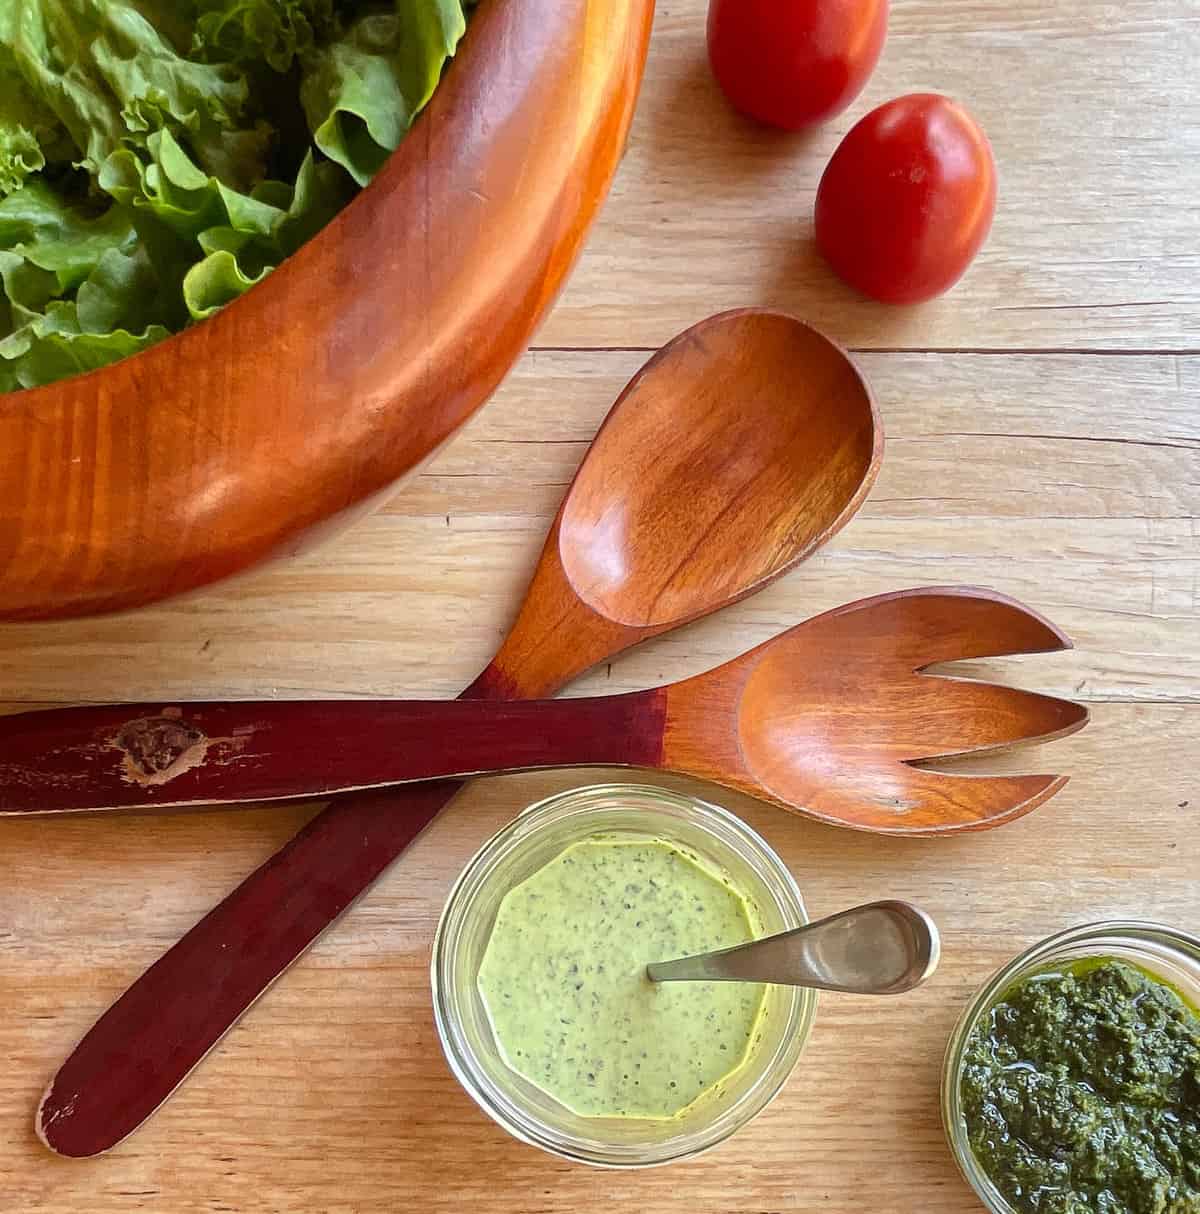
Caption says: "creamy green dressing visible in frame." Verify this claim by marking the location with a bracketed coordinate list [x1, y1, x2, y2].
[477, 836, 766, 1119]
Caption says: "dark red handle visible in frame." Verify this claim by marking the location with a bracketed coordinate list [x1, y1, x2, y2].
[37, 781, 461, 1156]
[38, 667, 507, 1158]
[1, 693, 667, 815]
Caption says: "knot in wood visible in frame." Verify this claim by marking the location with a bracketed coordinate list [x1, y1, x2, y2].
[116, 716, 208, 782]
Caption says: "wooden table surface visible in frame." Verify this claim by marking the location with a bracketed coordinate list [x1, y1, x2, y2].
[3, 2, 1198, 1210]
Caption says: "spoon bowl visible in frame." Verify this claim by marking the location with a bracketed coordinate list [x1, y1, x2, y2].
[558, 310, 879, 628]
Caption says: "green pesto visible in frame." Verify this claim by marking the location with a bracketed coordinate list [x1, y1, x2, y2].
[477, 836, 766, 1119]
[960, 958, 1200, 1214]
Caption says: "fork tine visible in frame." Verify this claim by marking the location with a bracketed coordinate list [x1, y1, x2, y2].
[890, 678, 1090, 763]
[816, 587, 1073, 668]
[790, 768, 1070, 835]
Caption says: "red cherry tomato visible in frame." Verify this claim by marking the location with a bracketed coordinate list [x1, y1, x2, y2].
[815, 93, 997, 304]
[708, 0, 889, 130]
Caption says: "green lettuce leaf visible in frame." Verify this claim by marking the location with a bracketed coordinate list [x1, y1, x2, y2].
[0, 179, 174, 389]
[0, 59, 63, 195]
[101, 128, 352, 318]
[0, 0, 252, 175]
[0, 242, 170, 393]
[182, 248, 267, 319]
[0, 314, 170, 393]
[0, 0, 472, 391]
[0, 117, 47, 198]
[183, 151, 352, 318]
[300, 0, 469, 186]
[0, 177, 136, 288]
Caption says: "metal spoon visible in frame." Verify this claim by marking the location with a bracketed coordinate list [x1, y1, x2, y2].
[647, 901, 940, 994]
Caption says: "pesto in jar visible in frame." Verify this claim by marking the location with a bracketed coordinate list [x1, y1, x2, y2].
[960, 958, 1200, 1214]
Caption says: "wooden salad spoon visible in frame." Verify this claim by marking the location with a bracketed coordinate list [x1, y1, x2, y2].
[29, 308, 881, 1157]
[0, 588, 1087, 827]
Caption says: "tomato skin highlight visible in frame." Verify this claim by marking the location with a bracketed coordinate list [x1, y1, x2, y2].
[707, 0, 889, 130]
[815, 93, 998, 304]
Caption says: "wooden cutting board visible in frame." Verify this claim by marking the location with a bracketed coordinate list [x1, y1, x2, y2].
[2, 1, 1197, 1210]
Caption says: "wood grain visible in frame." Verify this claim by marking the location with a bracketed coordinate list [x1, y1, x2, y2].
[0, 0, 654, 621]
[2, 0, 1199, 1209]
[0, 353, 1190, 707]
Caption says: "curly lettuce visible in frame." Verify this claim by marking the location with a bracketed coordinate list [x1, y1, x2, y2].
[301, 0, 469, 185]
[190, 0, 340, 72]
[0, 0, 471, 391]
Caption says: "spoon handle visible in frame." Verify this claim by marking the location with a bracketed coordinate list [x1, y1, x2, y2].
[646, 902, 940, 995]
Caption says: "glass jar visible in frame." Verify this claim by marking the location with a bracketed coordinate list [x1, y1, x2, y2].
[941, 920, 1200, 1213]
[432, 783, 816, 1167]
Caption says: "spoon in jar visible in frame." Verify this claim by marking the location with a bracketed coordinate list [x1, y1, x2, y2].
[647, 901, 940, 994]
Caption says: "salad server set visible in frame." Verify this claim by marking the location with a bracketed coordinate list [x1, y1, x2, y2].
[10, 309, 1085, 1157]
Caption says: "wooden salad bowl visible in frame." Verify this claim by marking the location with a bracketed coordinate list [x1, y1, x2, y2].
[0, 0, 655, 621]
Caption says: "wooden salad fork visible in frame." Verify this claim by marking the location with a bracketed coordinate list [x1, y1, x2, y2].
[0, 588, 1085, 830]
[28, 308, 881, 1156]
